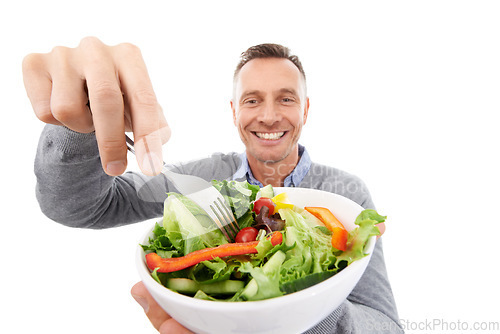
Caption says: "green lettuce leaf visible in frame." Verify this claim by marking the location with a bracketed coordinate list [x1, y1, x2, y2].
[239, 259, 283, 301]
[211, 180, 260, 229]
[335, 209, 384, 266]
[189, 258, 236, 284]
[277, 208, 337, 283]
[162, 194, 227, 255]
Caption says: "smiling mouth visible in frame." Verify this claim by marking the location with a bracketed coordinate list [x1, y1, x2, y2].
[253, 132, 286, 140]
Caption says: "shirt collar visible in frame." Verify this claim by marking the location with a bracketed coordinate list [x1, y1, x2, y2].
[232, 144, 311, 187]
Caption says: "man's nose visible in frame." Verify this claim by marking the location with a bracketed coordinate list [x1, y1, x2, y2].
[257, 102, 282, 125]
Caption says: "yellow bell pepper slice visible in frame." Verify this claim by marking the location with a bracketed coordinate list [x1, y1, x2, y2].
[271, 192, 294, 211]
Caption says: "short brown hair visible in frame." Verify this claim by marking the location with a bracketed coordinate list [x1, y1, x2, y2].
[234, 43, 306, 81]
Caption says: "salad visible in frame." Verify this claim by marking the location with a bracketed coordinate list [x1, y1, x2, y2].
[141, 180, 385, 302]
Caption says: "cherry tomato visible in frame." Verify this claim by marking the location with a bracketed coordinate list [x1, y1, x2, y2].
[235, 227, 259, 243]
[253, 197, 275, 215]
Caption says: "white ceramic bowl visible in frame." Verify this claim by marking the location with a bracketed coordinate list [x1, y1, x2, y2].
[136, 187, 376, 334]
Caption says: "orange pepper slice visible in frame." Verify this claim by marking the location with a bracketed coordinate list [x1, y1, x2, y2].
[304, 207, 348, 251]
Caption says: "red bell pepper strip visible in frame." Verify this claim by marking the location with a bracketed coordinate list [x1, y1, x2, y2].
[304, 207, 348, 251]
[146, 231, 283, 273]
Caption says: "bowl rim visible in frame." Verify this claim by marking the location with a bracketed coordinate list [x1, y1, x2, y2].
[136, 187, 376, 310]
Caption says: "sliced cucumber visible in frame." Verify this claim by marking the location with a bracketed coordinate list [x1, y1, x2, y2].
[257, 184, 274, 199]
[166, 278, 244, 295]
[241, 250, 286, 300]
[280, 271, 336, 294]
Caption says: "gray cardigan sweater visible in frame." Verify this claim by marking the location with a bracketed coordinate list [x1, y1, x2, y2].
[35, 125, 403, 333]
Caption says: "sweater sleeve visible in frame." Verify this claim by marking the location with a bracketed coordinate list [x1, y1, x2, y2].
[35, 125, 162, 228]
[34, 125, 241, 229]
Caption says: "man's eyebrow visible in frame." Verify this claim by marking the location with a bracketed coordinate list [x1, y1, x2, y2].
[241, 88, 299, 98]
[241, 90, 261, 96]
[278, 88, 299, 96]
[239, 90, 263, 100]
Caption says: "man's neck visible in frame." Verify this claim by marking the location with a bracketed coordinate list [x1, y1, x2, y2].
[247, 147, 300, 187]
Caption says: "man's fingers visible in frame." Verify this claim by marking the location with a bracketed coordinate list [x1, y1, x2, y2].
[24, 37, 169, 177]
[49, 46, 94, 133]
[123, 103, 171, 144]
[113, 43, 165, 175]
[376, 222, 386, 239]
[131, 282, 173, 331]
[133, 130, 165, 176]
[22, 53, 61, 126]
[158, 105, 172, 145]
[80, 38, 127, 176]
[159, 319, 194, 334]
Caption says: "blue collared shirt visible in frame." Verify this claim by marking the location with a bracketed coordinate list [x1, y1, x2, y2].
[232, 144, 311, 187]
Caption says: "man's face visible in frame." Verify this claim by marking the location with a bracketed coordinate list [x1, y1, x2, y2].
[231, 58, 309, 164]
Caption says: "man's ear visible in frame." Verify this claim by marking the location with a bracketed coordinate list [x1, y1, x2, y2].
[302, 97, 310, 125]
[231, 100, 237, 126]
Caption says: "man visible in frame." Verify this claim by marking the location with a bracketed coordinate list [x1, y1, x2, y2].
[23, 37, 401, 333]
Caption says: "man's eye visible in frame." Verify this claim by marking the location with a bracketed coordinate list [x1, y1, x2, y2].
[245, 99, 258, 104]
[282, 97, 294, 103]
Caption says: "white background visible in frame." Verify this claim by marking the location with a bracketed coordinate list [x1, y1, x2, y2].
[1, 1, 499, 333]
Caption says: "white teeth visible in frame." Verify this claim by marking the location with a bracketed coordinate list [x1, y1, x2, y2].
[255, 132, 285, 140]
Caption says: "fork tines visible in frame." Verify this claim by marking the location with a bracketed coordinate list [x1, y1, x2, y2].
[210, 197, 240, 242]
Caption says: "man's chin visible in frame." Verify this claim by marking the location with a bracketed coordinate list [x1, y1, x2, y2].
[250, 151, 289, 164]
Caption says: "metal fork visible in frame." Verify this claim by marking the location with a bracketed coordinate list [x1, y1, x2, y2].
[125, 135, 240, 242]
